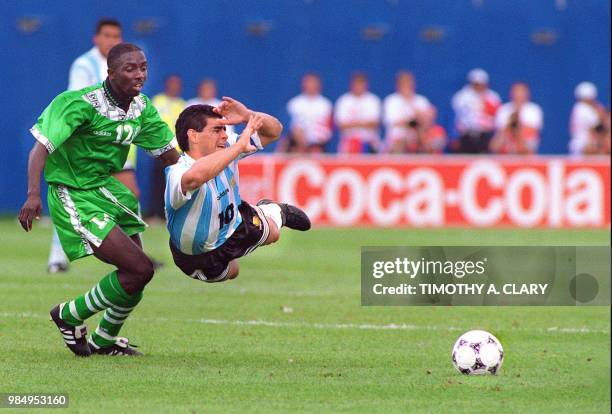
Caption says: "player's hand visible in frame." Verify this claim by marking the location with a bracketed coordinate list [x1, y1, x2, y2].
[214, 97, 251, 125]
[18, 194, 42, 232]
[238, 114, 263, 153]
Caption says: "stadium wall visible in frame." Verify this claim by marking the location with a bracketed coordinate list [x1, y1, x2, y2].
[0, 0, 610, 214]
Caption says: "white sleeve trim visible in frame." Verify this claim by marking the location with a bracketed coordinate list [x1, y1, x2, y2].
[236, 132, 264, 160]
[250, 131, 263, 150]
[146, 140, 176, 157]
[30, 126, 55, 153]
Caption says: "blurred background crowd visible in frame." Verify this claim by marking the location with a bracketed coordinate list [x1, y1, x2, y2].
[2, 0, 609, 218]
[157, 69, 610, 156]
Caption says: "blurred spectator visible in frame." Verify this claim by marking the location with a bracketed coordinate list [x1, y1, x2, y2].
[583, 109, 611, 154]
[335, 72, 382, 153]
[451, 68, 501, 153]
[186, 78, 220, 107]
[420, 106, 448, 154]
[570, 82, 610, 155]
[152, 75, 186, 130]
[185, 78, 233, 135]
[68, 18, 122, 90]
[383, 71, 433, 153]
[490, 82, 543, 154]
[149, 75, 186, 221]
[281, 73, 333, 153]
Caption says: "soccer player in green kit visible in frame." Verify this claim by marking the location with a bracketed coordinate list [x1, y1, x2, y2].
[18, 43, 180, 356]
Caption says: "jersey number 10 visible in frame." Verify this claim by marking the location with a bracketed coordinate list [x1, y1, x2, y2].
[218, 203, 235, 229]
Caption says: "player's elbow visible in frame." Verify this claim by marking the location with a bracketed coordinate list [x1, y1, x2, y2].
[265, 119, 283, 142]
[274, 120, 284, 140]
[181, 173, 204, 193]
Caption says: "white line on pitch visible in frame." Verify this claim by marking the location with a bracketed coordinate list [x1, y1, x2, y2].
[0, 312, 609, 335]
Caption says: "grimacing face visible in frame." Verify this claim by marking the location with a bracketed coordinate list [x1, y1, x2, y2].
[95, 25, 122, 57]
[108, 51, 147, 98]
[191, 117, 228, 156]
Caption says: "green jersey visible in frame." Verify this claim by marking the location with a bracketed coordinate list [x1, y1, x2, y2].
[30, 83, 174, 189]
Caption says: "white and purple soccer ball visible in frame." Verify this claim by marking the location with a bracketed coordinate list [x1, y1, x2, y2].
[451, 330, 504, 375]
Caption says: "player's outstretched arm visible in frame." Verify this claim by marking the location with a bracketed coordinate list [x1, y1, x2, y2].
[18, 142, 48, 231]
[214, 97, 283, 146]
[180, 114, 263, 193]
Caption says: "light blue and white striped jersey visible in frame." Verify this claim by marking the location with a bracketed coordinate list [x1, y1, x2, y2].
[68, 47, 107, 91]
[164, 132, 263, 254]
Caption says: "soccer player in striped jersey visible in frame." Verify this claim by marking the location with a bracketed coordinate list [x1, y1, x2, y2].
[165, 99, 310, 282]
[18, 43, 180, 356]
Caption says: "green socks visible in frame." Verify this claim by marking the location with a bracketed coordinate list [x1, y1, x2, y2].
[60, 270, 143, 347]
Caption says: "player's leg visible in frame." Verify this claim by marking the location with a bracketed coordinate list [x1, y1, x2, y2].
[261, 213, 280, 246]
[256, 199, 311, 235]
[47, 226, 69, 273]
[48, 183, 149, 356]
[170, 201, 309, 285]
[56, 228, 151, 353]
[85, 227, 153, 355]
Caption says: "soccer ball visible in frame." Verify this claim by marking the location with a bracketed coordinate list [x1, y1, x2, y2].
[451, 330, 504, 375]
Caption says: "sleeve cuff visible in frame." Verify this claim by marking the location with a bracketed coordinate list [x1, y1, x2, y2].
[146, 140, 176, 157]
[30, 126, 56, 153]
[250, 132, 264, 150]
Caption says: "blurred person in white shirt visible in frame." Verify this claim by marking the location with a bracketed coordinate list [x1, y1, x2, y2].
[335, 72, 382, 153]
[383, 71, 433, 153]
[490, 82, 543, 154]
[451, 68, 501, 153]
[570, 82, 610, 155]
[67, 18, 122, 90]
[186, 78, 220, 107]
[186, 78, 233, 135]
[283, 73, 333, 153]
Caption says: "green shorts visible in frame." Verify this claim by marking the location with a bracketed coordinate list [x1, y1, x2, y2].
[48, 177, 146, 262]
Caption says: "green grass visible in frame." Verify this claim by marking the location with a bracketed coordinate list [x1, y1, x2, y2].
[0, 218, 609, 413]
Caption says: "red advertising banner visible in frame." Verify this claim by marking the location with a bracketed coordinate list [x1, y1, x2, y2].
[238, 156, 611, 228]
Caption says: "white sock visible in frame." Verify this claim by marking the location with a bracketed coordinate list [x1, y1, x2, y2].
[258, 203, 283, 230]
[48, 228, 68, 265]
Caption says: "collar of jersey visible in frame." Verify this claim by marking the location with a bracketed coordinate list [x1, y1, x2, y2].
[103, 80, 124, 108]
[181, 152, 196, 166]
[81, 81, 146, 121]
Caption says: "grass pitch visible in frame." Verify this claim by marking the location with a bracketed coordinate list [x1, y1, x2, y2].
[0, 218, 609, 413]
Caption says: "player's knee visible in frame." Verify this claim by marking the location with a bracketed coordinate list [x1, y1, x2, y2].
[227, 261, 240, 280]
[132, 257, 155, 286]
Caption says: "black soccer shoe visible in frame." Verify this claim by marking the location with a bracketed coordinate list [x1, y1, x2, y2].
[89, 337, 143, 356]
[150, 257, 164, 270]
[47, 262, 69, 274]
[49, 304, 91, 357]
[257, 199, 311, 231]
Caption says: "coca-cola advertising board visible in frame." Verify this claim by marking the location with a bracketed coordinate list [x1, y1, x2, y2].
[238, 156, 610, 228]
